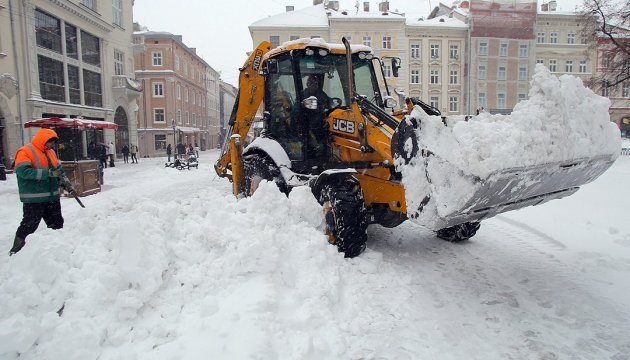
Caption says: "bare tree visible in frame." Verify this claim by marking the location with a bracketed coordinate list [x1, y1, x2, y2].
[580, 0, 630, 90]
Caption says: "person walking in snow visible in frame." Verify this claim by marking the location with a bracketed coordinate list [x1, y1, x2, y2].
[194, 142, 200, 157]
[130, 144, 138, 163]
[99, 144, 107, 168]
[9, 128, 75, 256]
[166, 143, 172, 162]
[107, 141, 116, 167]
[121, 144, 130, 164]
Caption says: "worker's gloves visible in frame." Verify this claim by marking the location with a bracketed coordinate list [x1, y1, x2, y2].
[61, 178, 76, 194]
[48, 169, 62, 178]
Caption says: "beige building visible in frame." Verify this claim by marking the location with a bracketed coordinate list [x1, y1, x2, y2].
[134, 30, 214, 156]
[206, 67, 221, 149]
[0, 0, 140, 165]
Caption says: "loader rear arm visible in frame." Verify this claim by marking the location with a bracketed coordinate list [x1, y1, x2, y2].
[214, 41, 272, 178]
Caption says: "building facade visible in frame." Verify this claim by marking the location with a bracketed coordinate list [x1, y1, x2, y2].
[0, 0, 140, 166]
[249, 0, 629, 128]
[133, 30, 214, 157]
[218, 80, 237, 149]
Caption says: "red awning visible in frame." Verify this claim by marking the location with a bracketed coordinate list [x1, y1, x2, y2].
[24, 117, 118, 130]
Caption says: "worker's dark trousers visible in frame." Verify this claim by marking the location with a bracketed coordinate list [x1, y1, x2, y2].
[15, 200, 64, 239]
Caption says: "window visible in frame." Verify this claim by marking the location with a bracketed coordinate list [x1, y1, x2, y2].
[478, 92, 486, 108]
[270, 36, 280, 48]
[411, 44, 420, 59]
[363, 36, 371, 47]
[478, 64, 486, 80]
[290, 35, 299, 41]
[186, 111, 190, 124]
[430, 44, 440, 59]
[114, 50, 124, 76]
[152, 52, 162, 66]
[500, 43, 508, 57]
[450, 44, 458, 59]
[449, 96, 458, 112]
[153, 83, 164, 97]
[518, 93, 526, 102]
[567, 33, 575, 44]
[602, 81, 609, 97]
[68, 65, 80, 104]
[153, 108, 165, 123]
[536, 59, 544, 65]
[411, 69, 420, 84]
[537, 32, 545, 43]
[185, 87, 189, 102]
[83, 69, 102, 107]
[65, 24, 78, 59]
[192, 91, 196, 105]
[382, 36, 392, 49]
[177, 110, 182, 123]
[449, 70, 458, 84]
[549, 59, 557, 72]
[177, 84, 181, 99]
[81, 30, 101, 66]
[498, 66, 506, 81]
[82, 0, 96, 10]
[497, 93, 506, 109]
[155, 134, 166, 151]
[383, 64, 392, 78]
[112, 0, 122, 26]
[184, 62, 188, 76]
[175, 55, 180, 71]
[550, 32, 558, 44]
[430, 96, 439, 109]
[38, 55, 65, 102]
[35, 9, 62, 53]
[623, 83, 629, 98]
[478, 40, 488, 55]
[518, 65, 527, 81]
[430, 69, 439, 84]
[519, 43, 528, 58]
[579, 60, 587, 73]
[565, 60, 573, 73]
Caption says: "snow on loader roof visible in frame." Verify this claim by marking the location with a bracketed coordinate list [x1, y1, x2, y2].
[399, 65, 621, 230]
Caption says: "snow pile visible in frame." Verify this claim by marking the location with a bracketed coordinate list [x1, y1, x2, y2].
[399, 65, 621, 229]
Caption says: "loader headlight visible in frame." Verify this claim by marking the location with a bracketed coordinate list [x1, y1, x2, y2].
[318, 49, 329, 56]
[358, 52, 373, 60]
[305, 48, 315, 56]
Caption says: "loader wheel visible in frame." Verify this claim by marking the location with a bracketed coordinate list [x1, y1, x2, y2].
[436, 222, 481, 243]
[244, 155, 287, 196]
[319, 178, 368, 258]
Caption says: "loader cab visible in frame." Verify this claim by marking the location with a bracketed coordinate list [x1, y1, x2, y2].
[263, 46, 384, 174]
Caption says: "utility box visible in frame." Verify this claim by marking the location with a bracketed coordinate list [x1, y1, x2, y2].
[61, 160, 101, 196]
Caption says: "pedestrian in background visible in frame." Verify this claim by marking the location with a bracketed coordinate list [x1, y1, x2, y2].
[166, 144, 172, 162]
[107, 141, 115, 167]
[176, 142, 185, 159]
[130, 144, 138, 164]
[121, 144, 130, 164]
[9, 128, 75, 256]
[99, 144, 108, 168]
[194, 142, 200, 157]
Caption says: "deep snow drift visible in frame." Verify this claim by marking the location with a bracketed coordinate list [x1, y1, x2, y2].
[1, 151, 629, 360]
[399, 65, 621, 229]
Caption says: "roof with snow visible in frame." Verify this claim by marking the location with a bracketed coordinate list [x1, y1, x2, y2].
[407, 15, 467, 28]
[249, 4, 329, 28]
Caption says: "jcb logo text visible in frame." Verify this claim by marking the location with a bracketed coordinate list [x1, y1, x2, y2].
[333, 119, 355, 134]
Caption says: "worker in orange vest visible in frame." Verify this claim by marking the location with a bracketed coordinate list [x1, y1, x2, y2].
[9, 128, 75, 256]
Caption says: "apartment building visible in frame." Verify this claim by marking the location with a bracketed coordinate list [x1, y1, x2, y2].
[406, 14, 468, 115]
[206, 67, 221, 149]
[218, 80, 237, 148]
[595, 34, 630, 136]
[134, 30, 214, 156]
[0, 0, 139, 165]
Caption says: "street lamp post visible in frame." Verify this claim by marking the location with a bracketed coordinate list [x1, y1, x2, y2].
[171, 119, 177, 160]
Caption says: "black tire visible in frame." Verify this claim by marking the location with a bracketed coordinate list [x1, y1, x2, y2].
[319, 178, 368, 258]
[436, 222, 481, 243]
[244, 155, 287, 196]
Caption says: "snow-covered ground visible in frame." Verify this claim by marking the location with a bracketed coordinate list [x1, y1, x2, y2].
[1, 151, 629, 360]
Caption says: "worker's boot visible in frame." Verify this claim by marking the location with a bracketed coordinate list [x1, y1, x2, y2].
[9, 236, 25, 256]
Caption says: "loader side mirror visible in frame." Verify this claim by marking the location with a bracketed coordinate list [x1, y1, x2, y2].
[392, 58, 400, 78]
[383, 96, 397, 109]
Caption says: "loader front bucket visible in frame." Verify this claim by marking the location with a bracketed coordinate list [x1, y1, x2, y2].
[407, 153, 617, 230]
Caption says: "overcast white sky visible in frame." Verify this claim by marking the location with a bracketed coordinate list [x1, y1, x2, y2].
[133, 0, 585, 86]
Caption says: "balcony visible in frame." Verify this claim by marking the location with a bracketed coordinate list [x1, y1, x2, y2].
[112, 75, 143, 98]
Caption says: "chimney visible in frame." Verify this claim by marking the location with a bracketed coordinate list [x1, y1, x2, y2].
[327, 0, 340, 11]
[286, 5, 294, 11]
[548, 0, 557, 11]
[379, 1, 389, 12]
[364, 1, 369, 12]
[313, 0, 323, 5]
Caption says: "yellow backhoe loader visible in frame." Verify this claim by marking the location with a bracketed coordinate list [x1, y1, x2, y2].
[215, 38, 618, 258]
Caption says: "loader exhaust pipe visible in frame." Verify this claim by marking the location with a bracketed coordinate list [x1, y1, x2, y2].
[342, 37, 354, 105]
